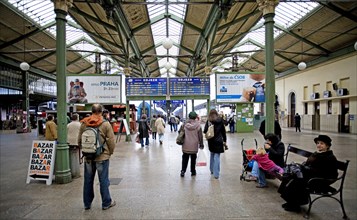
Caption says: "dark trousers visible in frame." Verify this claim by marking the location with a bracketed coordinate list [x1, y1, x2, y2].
[152, 132, 157, 139]
[295, 126, 301, 132]
[181, 152, 197, 173]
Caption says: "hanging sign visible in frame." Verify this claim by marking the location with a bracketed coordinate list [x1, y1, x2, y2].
[26, 140, 56, 185]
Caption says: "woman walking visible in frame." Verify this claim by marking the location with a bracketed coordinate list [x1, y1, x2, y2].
[155, 114, 166, 145]
[203, 109, 227, 179]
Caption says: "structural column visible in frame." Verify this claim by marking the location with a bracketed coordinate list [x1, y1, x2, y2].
[54, 0, 73, 184]
[258, 0, 278, 135]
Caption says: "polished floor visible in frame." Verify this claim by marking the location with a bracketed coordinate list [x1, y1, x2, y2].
[0, 125, 356, 220]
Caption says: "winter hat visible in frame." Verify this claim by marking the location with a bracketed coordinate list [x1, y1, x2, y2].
[314, 135, 332, 147]
[189, 111, 197, 119]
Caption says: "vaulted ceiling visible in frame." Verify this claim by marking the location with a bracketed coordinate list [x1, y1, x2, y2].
[0, 0, 356, 79]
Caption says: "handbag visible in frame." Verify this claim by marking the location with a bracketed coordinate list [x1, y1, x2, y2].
[176, 124, 185, 145]
[205, 122, 214, 140]
[196, 150, 207, 166]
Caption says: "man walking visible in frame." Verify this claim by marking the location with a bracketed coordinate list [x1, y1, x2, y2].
[78, 104, 116, 210]
[294, 113, 301, 132]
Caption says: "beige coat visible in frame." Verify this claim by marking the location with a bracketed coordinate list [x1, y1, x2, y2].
[155, 117, 165, 135]
[45, 120, 57, 141]
[67, 120, 81, 146]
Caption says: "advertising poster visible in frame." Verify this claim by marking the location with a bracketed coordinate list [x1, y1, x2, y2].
[26, 140, 56, 185]
[66, 75, 121, 104]
[215, 72, 265, 103]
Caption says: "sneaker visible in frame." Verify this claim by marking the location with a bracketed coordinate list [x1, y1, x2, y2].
[245, 175, 257, 182]
[191, 171, 196, 176]
[84, 206, 91, 210]
[256, 184, 268, 188]
[102, 200, 116, 210]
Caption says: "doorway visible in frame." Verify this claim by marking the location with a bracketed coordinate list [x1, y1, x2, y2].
[340, 99, 349, 133]
[288, 92, 296, 127]
[312, 102, 320, 130]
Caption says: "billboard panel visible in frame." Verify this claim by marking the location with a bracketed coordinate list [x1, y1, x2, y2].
[215, 72, 265, 103]
[66, 75, 121, 104]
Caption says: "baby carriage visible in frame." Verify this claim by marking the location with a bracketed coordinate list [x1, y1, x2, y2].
[240, 138, 258, 181]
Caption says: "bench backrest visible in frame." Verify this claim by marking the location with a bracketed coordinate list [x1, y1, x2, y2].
[285, 144, 349, 174]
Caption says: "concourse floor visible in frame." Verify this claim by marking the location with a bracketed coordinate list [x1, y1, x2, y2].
[0, 126, 356, 220]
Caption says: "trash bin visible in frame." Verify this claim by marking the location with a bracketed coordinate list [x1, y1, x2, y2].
[69, 146, 80, 178]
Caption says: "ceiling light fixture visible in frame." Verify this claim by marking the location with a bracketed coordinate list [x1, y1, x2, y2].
[162, 38, 173, 50]
[165, 62, 172, 70]
[297, 26, 306, 71]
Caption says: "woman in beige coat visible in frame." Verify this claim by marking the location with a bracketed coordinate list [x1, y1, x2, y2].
[155, 114, 166, 145]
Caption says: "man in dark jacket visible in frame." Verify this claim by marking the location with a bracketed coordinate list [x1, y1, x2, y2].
[259, 119, 282, 140]
[180, 111, 204, 177]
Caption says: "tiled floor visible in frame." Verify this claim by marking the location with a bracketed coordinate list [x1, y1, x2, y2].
[0, 126, 356, 219]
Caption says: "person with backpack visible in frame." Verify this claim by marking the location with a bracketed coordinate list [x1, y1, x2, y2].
[78, 104, 116, 211]
[169, 113, 177, 132]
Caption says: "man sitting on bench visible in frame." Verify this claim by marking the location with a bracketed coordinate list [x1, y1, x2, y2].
[278, 135, 338, 212]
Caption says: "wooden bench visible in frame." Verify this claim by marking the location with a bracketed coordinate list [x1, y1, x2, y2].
[284, 144, 350, 219]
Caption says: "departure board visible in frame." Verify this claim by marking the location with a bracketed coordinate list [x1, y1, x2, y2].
[169, 77, 210, 96]
[126, 78, 167, 96]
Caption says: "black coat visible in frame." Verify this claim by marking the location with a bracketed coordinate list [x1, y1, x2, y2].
[267, 141, 285, 168]
[203, 117, 226, 153]
[278, 150, 338, 205]
[138, 119, 150, 138]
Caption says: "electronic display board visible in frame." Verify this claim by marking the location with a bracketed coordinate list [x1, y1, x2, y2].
[169, 77, 210, 96]
[126, 78, 167, 97]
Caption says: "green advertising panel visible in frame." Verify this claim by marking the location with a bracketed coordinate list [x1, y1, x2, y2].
[236, 103, 254, 133]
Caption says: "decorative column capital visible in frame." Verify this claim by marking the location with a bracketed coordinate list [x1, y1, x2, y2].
[205, 66, 212, 75]
[124, 67, 131, 77]
[257, 0, 279, 15]
[54, 0, 73, 12]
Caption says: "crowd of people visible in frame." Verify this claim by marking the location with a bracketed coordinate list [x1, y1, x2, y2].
[42, 104, 339, 214]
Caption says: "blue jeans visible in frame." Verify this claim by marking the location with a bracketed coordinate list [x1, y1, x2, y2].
[140, 137, 149, 146]
[251, 161, 267, 186]
[83, 159, 112, 209]
[170, 123, 177, 132]
[229, 123, 235, 133]
[210, 152, 221, 178]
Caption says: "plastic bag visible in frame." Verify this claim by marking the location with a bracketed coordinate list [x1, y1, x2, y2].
[135, 134, 140, 144]
[196, 150, 207, 166]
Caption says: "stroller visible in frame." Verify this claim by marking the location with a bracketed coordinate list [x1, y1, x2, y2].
[240, 138, 258, 181]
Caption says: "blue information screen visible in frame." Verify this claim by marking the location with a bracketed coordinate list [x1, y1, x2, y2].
[169, 77, 210, 96]
[126, 78, 167, 96]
